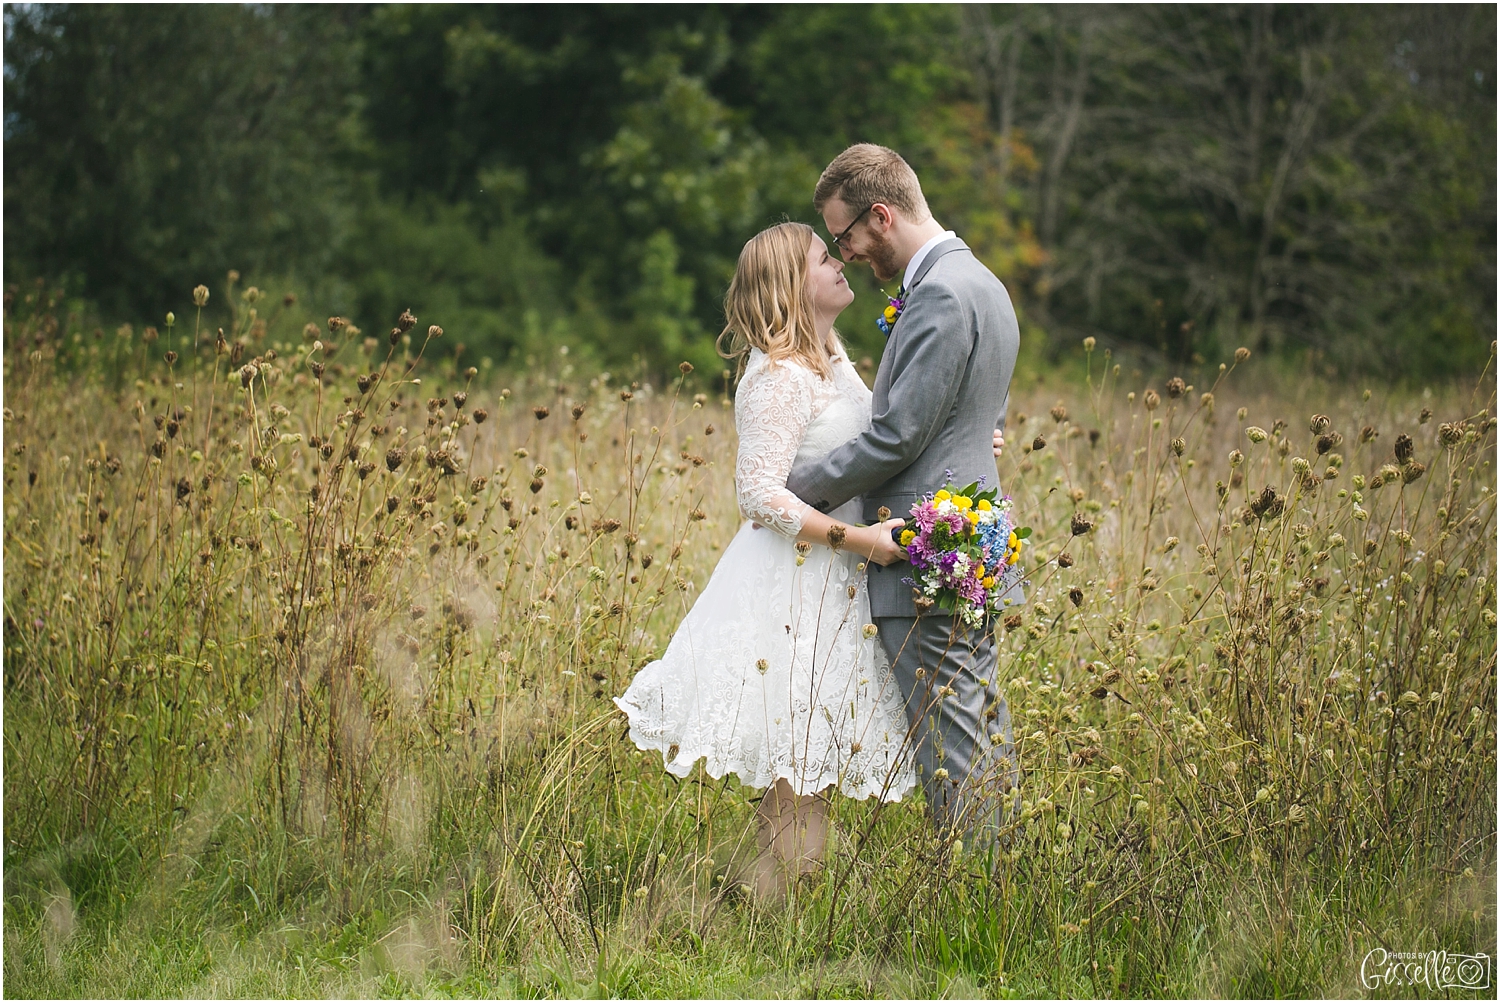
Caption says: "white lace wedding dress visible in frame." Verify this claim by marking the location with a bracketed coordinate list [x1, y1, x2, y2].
[616, 347, 916, 801]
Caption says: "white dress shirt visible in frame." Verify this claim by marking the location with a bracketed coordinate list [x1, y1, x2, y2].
[902, 229, 956, 293]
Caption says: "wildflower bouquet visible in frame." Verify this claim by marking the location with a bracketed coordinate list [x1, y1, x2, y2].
[894, 481, 1029, 626]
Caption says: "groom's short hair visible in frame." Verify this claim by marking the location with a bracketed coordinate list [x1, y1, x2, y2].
[814, 144, 930, 221]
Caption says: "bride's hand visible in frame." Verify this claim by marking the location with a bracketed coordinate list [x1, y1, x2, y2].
[993, 429, 1005, 457]
[860, 518, 910, 566]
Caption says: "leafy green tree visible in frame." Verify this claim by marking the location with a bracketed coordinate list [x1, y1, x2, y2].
[3, 4, 358, 319]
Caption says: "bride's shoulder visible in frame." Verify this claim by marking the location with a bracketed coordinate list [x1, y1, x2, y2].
[740, 349, 817, 388]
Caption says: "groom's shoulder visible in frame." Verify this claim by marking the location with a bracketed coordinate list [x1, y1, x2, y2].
[922, 246, 1007, 301]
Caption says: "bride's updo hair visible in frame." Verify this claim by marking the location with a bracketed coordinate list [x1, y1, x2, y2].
[717, 221, 835, 380]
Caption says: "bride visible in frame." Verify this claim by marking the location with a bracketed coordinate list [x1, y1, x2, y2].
[615, 222, 1004, 899]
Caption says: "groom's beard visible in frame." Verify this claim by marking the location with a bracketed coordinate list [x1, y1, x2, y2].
[863, 232, 903, 284]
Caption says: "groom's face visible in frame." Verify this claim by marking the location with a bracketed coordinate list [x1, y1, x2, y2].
[822, 198, 902, 284]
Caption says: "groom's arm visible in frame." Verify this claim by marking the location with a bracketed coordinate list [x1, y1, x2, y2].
[787, 282, 972, 513]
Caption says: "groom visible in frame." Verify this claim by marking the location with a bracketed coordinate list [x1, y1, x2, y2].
[787, 143, 1022, 847]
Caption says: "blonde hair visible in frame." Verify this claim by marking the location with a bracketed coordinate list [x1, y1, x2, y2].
[813, 143, 929, 221]
[716, 221, 835, 380]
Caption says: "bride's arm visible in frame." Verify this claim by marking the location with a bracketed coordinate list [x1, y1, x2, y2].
[735, 361, 905, 565]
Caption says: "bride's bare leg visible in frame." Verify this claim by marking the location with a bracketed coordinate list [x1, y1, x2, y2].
[751, 779, 830, 900]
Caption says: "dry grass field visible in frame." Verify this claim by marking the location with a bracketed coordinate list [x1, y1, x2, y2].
[3, 284, 1495, 997]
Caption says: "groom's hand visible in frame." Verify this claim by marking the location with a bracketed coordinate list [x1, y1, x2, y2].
[992, 430, 1005, 457]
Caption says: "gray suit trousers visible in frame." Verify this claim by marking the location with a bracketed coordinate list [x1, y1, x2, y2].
[876, 614, 1022, 847]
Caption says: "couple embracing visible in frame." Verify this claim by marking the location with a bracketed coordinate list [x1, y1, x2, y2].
[616, 144, 1025, 899]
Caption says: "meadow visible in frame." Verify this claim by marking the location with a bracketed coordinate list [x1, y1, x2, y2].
[3, 280, 1496, 998]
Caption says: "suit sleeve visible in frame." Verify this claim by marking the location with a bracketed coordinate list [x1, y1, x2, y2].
[786, 282, 971, 512]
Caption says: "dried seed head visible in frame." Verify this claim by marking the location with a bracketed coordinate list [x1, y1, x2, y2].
[620, 390, 634, 402]
[385, 446, 405, 471]
[534, 406, 550, 420]
[679, 361, 694, 374]
[1083, 336, 1096, 351]
[571, 403, 586, 420]
[1057, 552, 1074, 568]
[1170, 437, 1185, 456]
[1050, 403, 1069, 423]
[452, 391, 468, 409]
[1143, 390, 1160, 411]
[1360, 425, 1378, 443]
[1069, 587, 1084, 607]
[192, 285, 209, 307]
[1401, 461, 1425, 483]
[1310, 414, 1331, 434]
[1394, 433, 1414, 464]
[164, 350, 179, 365]
[827, 525, 847, 551]
[1419, 407, 1432, 424]
[1438, 422, 1464, 446]
[876, 505, 891, 521]
[472, 408, 488, 424]
[1032, 435, 1046, 451]
[1234, 347, 1251, 363]
[1165, 377, 1185, 399]
[1245, 426, 1268, 444]
[1003, 613, 1023, 632]
[395, 309, 416, 333]
[357, 462, 375, 480]
[427, 325, 443, 339]
[1070, 513, 1093, 536]
[1249, 486, 1283, 520]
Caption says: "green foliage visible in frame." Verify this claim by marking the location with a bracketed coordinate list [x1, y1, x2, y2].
[3, 4, 1494, 377]
[2, 4, 357, 318]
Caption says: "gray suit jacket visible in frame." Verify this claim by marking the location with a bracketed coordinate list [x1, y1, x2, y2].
[786, 237, 1021, 618]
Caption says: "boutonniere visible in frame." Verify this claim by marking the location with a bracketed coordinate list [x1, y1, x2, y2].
[876, 289, 906, 336]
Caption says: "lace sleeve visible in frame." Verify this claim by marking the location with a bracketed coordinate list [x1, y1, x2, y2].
[734, 358, 817, 539]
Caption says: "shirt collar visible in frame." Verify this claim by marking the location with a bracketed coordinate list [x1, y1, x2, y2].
[902, 229, 956, 293]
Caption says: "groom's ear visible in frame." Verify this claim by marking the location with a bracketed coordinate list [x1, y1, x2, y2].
[869, 203, 897, 232]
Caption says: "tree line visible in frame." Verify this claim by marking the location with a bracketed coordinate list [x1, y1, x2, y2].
[5, 4, 1494, 378]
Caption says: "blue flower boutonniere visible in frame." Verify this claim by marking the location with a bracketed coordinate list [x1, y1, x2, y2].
[876, 288, 906, 337]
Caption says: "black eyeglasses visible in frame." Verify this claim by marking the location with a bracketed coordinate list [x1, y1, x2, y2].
[829, 204, 874, 251]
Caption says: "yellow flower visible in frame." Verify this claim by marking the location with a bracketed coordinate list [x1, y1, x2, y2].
[1008, 532, 1018, 546]
[966, 512, 980, 527]
[974, 564, 986, 579]
[899, 529, 915, 546]
[955, 495, 973, 510]
[977, 499, 992, 512]
[983, 576, 996, 588]
[934, 490, 951, 502]
[884, 305, 898, 322]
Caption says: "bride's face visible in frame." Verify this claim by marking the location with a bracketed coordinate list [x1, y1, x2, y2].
[806, 235, 854, 321]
